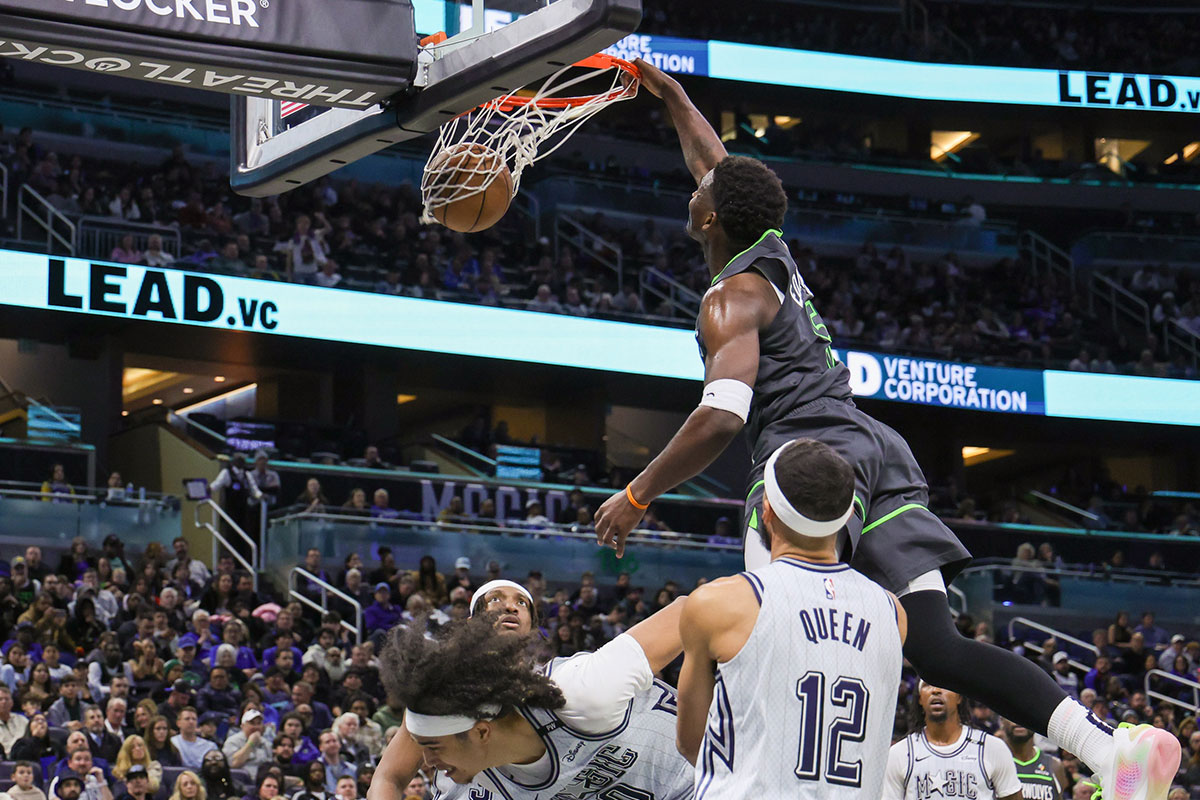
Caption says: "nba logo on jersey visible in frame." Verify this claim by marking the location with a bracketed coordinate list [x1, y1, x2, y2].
[823, 577, 836, 600]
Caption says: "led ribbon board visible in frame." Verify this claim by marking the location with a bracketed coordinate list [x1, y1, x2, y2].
[410, 0, 1200, 111]
[3, 250, 1198, 426]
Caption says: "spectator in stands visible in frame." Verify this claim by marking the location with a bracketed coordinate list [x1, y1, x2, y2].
[280, 714, 319, 765]
[9, 712, 59, 761]
[295, 478, 328, 514]
[410, 557, 447, 607]
[249, 452, 281, 518]
[41, 464, 76, 503]
[276, 214, 330, 281]
[142, 235, 175, 268]
[312, 260, 342, 289]
[112, 736, 161, 792]
[108, 186, 141, 222]
[223, 708, 271, 770]
[83, 704, 120, 762]
[362, 585, 401, 634]
[51, 748, 112, 800]
[0, 685, 27, 756]
[290, 683, 332, 734]
[1108, 611, 1134, 649]
[110, 235, 142, 265]
[293, 761, 326, 800]
[196, 668, 240, 721]
[114, 764, 151, 800]
[47, 675, 85, 729]
[368, 490, 398, 521]
[7, 761, 46, 800]
[199, 750, 236, 800]
[526, 284, 563, 314]
[210, 242, 248, 276]
[102, 696, 127, 742]
[166, 771, 204, 800]
[1050, 651, 1079, 698]
[316, 731, 354, 793]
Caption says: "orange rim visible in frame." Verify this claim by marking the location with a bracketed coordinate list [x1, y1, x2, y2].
[485, 54, 640, 112]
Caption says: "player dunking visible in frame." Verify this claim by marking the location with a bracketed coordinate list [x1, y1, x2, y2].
[592, 57, 1180, 800]
[884, 683, 1024, 800]
[675, 437, 906, 797]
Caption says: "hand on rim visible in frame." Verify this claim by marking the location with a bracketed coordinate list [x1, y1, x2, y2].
[626, 57, 677, 98]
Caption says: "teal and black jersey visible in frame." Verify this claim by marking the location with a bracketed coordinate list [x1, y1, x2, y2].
[696, 229, 852, 445]
[1013, 748, 1064, 800]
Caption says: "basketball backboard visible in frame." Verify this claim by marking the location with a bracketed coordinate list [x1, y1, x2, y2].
[231, 0, 641, 197]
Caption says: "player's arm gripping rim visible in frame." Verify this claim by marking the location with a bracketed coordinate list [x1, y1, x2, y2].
[593, 60, 776, 557]
[594, 273, 776, 557]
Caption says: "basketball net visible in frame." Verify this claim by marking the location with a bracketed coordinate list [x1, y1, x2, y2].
[420, 54, 640, 224]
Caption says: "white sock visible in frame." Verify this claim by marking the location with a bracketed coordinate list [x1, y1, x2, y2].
[1047, 697, 1115, 775]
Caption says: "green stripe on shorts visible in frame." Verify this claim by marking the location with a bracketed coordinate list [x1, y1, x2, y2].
[861, 503, 926, 535]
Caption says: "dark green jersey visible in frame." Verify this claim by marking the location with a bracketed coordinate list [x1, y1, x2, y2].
[696, 229, 852, 444]
[1014, 748, 1064, 800]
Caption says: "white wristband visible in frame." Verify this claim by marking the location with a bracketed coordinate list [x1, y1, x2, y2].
[698, 378, 753, 423]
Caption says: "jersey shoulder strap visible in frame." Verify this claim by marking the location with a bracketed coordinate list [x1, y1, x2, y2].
[710, 229, 790, 293]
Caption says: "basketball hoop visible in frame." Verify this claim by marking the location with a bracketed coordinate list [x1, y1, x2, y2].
[421, 54, 640, 224]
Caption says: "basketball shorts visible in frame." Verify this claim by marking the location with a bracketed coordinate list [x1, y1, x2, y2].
[743, 396, 971, 594]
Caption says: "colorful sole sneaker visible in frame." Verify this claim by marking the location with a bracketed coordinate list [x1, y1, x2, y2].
[1106, 722, 1181, 800]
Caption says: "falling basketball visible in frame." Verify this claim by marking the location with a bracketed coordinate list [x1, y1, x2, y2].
[426, 143, 514, 233]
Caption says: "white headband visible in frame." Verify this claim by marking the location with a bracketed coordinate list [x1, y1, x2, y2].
[405, 704, 501, 737]
[470, 580, 533, 615]
[763, 442, 855, 537]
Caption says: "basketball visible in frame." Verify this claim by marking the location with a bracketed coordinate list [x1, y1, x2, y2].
[427, 143, 514, 233]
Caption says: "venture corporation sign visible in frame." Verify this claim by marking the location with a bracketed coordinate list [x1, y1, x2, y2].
[0, 0, 417, 110]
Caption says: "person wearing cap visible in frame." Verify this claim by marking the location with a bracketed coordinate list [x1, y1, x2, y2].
[114, 763, 152, 800]
[156, 680, 193, 729]
[175, 634, 209, 682]
[50, 748, 112, 800]
[52, 775, 84, 800]
[450, 558, 475, 595]
[363, 584, 402, 634]
[368, 578, 691, 800]
[223, 708, 272, 770]
[1051, 651, 1080, 698]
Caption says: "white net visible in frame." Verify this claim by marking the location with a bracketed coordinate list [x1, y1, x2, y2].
[420, 55, 639, 224]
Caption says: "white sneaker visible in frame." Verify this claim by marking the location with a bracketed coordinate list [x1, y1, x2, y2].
[1104, 723, 1181, 800]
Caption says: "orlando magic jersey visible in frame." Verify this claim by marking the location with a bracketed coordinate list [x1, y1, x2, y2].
[432, 668, 693, 800]
[695, 557, 902, 799]
[888, 727, 1020, 800]
[696, 229, 852, 444]
[1014, 749, 1062, 800]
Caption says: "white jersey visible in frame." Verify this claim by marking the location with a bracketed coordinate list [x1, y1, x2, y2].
[695, 557, 902, 799]
[884, 727, 1024, 800]
[433, 651, 693, 800]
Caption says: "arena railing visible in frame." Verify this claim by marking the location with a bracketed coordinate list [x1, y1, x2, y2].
[288, 566, 362, 646]
[0, 482, 181, 552]
[15, 185, 75, 255]
[193, 498, 259, 590]
[1007, 616, 1099, 673]
[264, 511, 743, 594]
[1144, 669, 1200, 715]
[75, 216, 182, 262]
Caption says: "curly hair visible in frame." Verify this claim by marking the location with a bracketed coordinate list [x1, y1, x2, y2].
[711, 155, 787, 250]
[381, 614, 564, 717]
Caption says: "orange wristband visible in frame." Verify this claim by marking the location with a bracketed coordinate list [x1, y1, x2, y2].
[625, 484, 649, 510]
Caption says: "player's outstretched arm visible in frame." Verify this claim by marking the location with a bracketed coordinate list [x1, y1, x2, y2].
[367, 723, 424, 800]
[624, 595, 687, 673]
[675, 578, 755, 764]
[632, 58, 727, 185]
[594, 273, 775, 557]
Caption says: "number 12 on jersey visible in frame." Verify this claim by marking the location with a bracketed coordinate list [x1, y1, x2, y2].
[795, 671, 870, 787]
